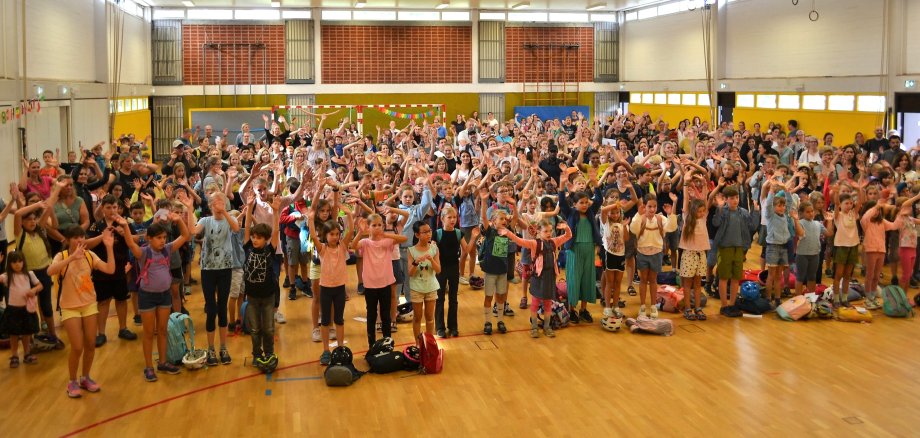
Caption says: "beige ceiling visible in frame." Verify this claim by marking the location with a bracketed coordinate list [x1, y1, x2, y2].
[148, 0, 661, 11]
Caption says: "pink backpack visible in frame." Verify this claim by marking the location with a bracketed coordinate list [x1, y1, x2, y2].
[776, 295, 812, 321]
[417, 333, 443, 374]
[626, 316, 674, 336]
[656, 285, 684, 313]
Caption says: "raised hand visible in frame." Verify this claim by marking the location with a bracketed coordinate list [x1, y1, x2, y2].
[102, 228, 115, 247]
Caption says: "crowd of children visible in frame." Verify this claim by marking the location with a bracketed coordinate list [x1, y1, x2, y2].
[1, 112, 919, 397]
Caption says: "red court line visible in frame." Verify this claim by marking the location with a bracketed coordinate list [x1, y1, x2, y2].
[61, 322, 595, 437]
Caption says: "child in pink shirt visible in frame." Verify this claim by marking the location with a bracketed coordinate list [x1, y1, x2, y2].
[352, 214, 407, 347]
[309, 207, 355, 366]
[860, 200, 902, 309]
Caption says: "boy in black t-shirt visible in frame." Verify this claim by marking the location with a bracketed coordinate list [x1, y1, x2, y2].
[243, 195, 282, 370]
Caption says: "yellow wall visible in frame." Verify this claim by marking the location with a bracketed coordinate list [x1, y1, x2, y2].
[113, 110, 151, 140]
[732, 108, 885, 146]
[627, 104, 714, 127]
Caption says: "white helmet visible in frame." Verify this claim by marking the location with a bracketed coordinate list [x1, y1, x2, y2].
[397, 310, 415, 323]
[183, 349, 208, 370]
[601, 316, 623, 332]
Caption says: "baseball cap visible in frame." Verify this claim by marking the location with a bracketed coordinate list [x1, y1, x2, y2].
[887, 129, 901, 140]
[172, 140, 185, 149]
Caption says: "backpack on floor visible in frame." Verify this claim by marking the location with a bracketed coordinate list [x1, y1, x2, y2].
[536, 300, 570, 329]
[656, 271, 678, 286]
[469, 276, 484, 290]
[167, 312, 192, 365]
[367, 350, 409, 374]
[240, 300, 252, 334]
[324, 346, 364, 386]
[743, 269, 764, 284]
[808, 299, 834, 319]
[625, 316, 674, 336]
[776, 295, 812, 321]
[417, 332, 443, 374]
[835, 307, 873, 323]
[881, 285, 914, 318]
[655, 285, 684, 313]
[366, 337, 395, 358]
[30, 334, 58, 353]
[737, 297, 772, 315]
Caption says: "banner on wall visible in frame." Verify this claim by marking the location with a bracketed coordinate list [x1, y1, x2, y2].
[372, 107, 438, 120]
[0, 99, 43, 125]
[513, 105, 589, 123]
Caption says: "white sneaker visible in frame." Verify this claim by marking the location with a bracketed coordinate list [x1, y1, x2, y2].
[274, 311, 286, 324]
[329, 326, 337, 340]
[311, 327, 321, 343]
[638, 305, 646, 319]
[603, 307, 612, 318]
[650, 307, 659, 320]
[459, 276, 469, 285]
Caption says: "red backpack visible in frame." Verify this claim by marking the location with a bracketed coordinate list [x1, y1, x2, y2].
[417, 332, 443, 374]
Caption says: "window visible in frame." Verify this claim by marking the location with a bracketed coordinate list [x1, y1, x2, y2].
[282, 10, 312, 19]
[697, 94, 711, 106]
[285, 20, 315, 83]
[682, 93, 696, 105]
[321, 10, 351, 21]
[441, 11, 471, 21]
[186, 9, 233, 20]
[642, 93, 654, 104]
[736, 94, 755, 108]
[233, 9, 280, 20]
[857, 95, 885, 113]
[594, 21, 618, 82]
[508, 12, 548, 22]
[549, 13, 589, 22]
[480, 12, 506, 20]
[591, 13, 618, 22]
[657, 2, 681, 16]
[654, 93, 667, 104]
[668, 93, 681, 105]
[756, 94, 777, 109]
[117, 100, 125, 113]
[109, 100, 115, 114]
[637, 7, 657, 20]
[802, 95, 826, 110]
[828, 95, 855, 111]
[398, 11, 439, 21]
[353, 10, 395, 20]
[624, 11, 638, 21]
[630, 93, 642, 104]
[777, 95, 800, 109]
[153, 9, 184, 20]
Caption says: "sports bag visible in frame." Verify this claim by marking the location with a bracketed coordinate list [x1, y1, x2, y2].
[325, 346, 364, 386]
[625, 316, 674, 336]
[417, 332, 443, 374]
[656, 271, 678, 286]
[366, 337, 395, 358]
[743, 269, 763, 284]
[776, 295, 812, 321]
[737, 297, 772, 315]
[167, 312, 192, 365]
[881, 285, 914, 318]
[536, 300, 570, 329]
[835, 307, 873, 323]
[655, 285, 684, 313]
[469, 276, 484, 290]
[367, 351, 408, 374]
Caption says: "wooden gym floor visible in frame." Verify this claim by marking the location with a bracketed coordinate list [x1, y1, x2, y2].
[2, 245, 919, 437]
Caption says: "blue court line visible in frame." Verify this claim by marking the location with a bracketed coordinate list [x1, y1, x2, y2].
[266, 373, 272, 382]
[272, 376, 322, 382]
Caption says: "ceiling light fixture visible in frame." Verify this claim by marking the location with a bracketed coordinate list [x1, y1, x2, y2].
[355, 0, 366, 8]
[182, 1, 195, 7]
[587, 3, 605, 11]
[270, 1, 281, 7]
[511, 2, 530, 10]
[436, 0, 450, 9]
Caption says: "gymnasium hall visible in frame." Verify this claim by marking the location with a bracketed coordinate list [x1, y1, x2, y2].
[0, 0, 919, 436]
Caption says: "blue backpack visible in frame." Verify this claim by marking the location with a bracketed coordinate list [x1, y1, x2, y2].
[167, 312, 194, 364]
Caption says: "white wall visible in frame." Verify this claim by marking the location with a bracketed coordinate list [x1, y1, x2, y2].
[622, 11, 706, 82]
[26, 0, 99, 82]
[905, 0, 920, 74]
[115, 12, 152, 85]
[725, 0, 884, 79]
[71, 99, 109, 151]
[23, 105, 65, 160]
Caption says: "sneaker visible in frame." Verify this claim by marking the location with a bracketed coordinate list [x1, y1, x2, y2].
[329, 327, 337, 340]
[580, 309, 593, 323]
[449, 329, 459, 337]
[274, 312, 287, 324]
[320, 351, 331, 366]
[483, 322, 493, 335]
[219, 349, 232, 365]
[627, 285, 637, 296]
[357, 283, 365, 295]
[633, 273, 641, 284]
[497, 321, 507, 334]
[375, 322, 382, 333]
[569, 309, 580, 324]
[544, 327, 556, 337]
[437, 329, 447, 338]
[133, 314, 142, 326]
[312, 327, 321, 342]
[391, 321, 398, 332]
[503, 303, 515, 316]
[638, 305, 647, 318]
[530, 327, 539, 338]
[492, 303, 499, 317]
[618, 299, 627, 308]
[865, 298, 881, 310]
[519, 296, 528, 309]
[229, 321, 238, 333]
[283, 277, 291, 288]
[649, 307, 659, 320]
[294, 276, 306, 292]
[157, 362, 181, 375]
[66, 380, 82, 398]
[144, 367, 158, 382]
[118, 328, 137, 341]
[95, 334, 107, 347]
[510, 276, 521, 284]
[23, 354, 37, 365]
[603, 307, 612, 318]
[304, 286, 314, 299]
[9, 356, 19, 368]
[79, 376, 101, 393]
[288, 288, 298, 301]
[459, 276, 469, 285]
[825, 267, 834, 277]
[184, 286, 191, 296]
[206, 349, 218, 366]
[663, 256, 672, 266]
[613, 308, 624, 318]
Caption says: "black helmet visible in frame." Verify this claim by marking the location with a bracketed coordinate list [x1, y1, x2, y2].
[330, 346, 353, 366]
